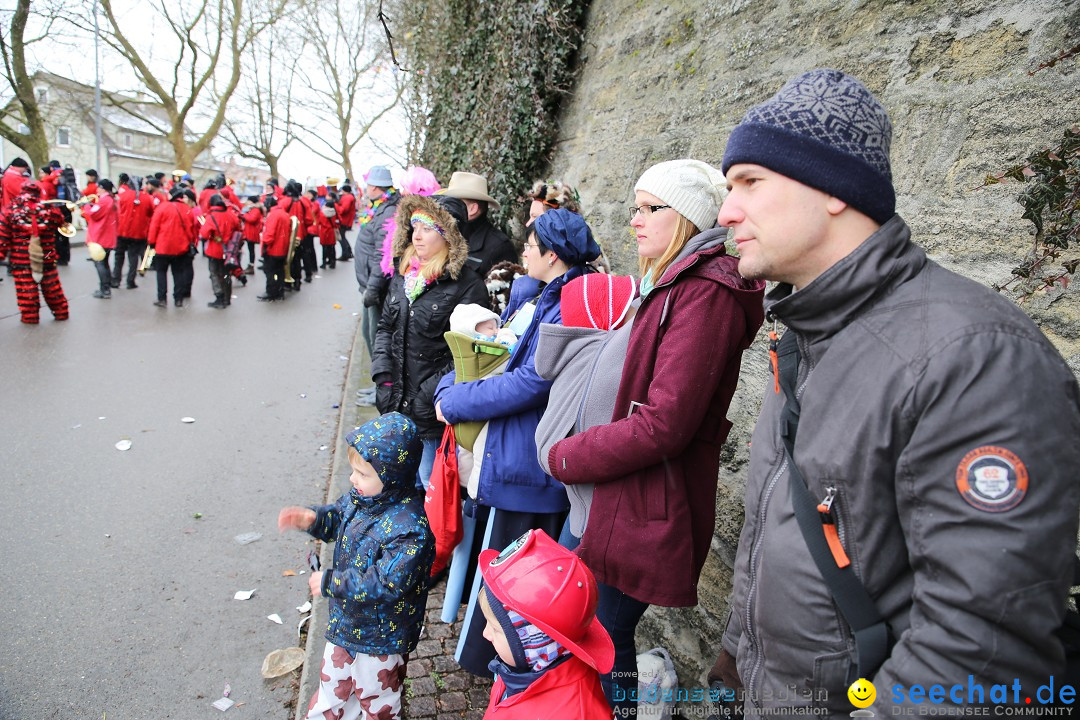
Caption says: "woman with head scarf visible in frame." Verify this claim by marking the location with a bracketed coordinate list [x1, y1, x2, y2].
[433, 208, 602, 677]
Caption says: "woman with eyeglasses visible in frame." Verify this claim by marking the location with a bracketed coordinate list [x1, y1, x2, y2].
[546, 160, 766, 716]
[434, 208, 602, 677]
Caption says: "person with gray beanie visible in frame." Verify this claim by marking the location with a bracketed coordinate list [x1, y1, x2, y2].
[545, 159, 766, 717]
[713, 68, 1080, 714]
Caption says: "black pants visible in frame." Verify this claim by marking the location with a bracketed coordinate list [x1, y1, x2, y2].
[93, 250, 112, 293]
[112, 236, 146, 287]
[246, 240, 257, 265]
[208, 257, 231, 304]
[300, 234, 317, 280]
[263, 255, 286, 298]
[55, 234, 71, 265]
[337, 226, 353, 260]
[155, 253, 193, 301]
[321, 243, 336, 269]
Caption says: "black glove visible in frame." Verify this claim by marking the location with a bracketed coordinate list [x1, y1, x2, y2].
[363, 287, 380, 308]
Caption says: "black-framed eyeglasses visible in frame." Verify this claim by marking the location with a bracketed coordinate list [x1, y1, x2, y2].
[628, 204, 672, 220]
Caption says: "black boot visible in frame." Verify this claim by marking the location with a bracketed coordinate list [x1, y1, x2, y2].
[208, 295, 227, 309]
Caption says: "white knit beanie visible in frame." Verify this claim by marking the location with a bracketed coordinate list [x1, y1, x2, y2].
[634, 159, 726, 232]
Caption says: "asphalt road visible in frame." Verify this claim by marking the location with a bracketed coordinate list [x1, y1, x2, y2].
[0, 245, 363, 719]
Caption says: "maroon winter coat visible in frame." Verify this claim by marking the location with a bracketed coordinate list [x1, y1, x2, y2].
[548, 238, 765, 607]
[147, 199, 197, 256]
[84, 192, 118, 250]
[199, 206, 240, 260]
[117, 187, 155, 240]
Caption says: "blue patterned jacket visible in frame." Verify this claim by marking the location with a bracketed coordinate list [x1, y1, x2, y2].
[308, 414, 435, 656]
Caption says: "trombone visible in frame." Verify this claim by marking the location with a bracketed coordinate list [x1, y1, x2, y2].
[39, 199, 78, 237]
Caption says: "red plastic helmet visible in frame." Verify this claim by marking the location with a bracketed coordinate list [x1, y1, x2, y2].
[479, 529, 614, 673]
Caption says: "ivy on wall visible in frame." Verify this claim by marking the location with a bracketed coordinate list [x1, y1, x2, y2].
[394, 0, 588, 230]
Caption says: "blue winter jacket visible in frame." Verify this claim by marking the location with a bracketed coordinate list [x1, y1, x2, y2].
[435, 265, 590, 513]
[307, 415, 435, 656]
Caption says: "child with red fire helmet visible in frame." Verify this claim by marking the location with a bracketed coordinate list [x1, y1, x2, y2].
[477, 529, 614, 719]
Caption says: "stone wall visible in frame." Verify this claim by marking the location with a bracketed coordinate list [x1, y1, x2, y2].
[545, 0, 1080, 693]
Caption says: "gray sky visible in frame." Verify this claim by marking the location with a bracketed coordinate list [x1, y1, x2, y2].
[3, 0, 410, 183]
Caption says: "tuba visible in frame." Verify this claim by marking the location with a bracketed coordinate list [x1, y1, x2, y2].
[283, 215, 300, 284]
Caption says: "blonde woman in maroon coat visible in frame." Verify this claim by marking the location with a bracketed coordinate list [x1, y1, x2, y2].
[547, 160, 765, 716]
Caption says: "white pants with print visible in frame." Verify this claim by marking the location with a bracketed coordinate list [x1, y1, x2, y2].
[306, 641, 405, 720]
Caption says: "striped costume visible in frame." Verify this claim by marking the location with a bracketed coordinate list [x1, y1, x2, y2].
[0, 185, 69, 324]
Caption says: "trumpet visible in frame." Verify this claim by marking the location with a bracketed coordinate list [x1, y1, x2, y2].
[38, 200, 78, 236]
[75, 194, 98, 207]
[41, 199, 76, 211]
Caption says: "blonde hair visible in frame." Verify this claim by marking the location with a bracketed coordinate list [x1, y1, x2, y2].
[397, 242, 450, 280]
[638, 213, 700, 283]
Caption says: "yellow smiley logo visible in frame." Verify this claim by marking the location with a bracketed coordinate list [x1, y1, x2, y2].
[848, 678, 876, 708]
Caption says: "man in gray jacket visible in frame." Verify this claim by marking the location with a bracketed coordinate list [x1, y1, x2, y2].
[713, 68, 1080, 714]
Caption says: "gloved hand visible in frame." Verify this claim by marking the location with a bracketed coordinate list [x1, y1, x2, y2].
[363, 287, 380, 308]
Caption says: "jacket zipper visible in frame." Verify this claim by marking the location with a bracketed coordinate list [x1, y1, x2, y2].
[745, 352, 810, 705]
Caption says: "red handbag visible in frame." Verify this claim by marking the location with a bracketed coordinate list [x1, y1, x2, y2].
[424, 425, 462, 577]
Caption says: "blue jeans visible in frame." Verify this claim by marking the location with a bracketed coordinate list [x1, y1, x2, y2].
[416, 437, 440, 491]
[597, 582, 649, 718]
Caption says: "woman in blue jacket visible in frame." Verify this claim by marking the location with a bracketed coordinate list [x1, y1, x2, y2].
[434, 208, 601, 676]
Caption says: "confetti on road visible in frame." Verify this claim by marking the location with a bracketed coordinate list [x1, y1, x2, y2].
[234, 532, 262, 545]
[267, 613, 283, 625]
[181, 417, 195, 423]
[114, 439, 132, 451]
[233, 589, 256, 600]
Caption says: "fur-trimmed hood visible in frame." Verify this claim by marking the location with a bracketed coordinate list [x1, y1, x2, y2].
[391, 194, 469, 280]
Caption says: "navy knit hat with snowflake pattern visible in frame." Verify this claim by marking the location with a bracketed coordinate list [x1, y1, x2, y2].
[722, 68, 895, 225]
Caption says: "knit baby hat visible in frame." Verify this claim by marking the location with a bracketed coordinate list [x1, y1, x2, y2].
[634, 159, 726, 232]
[560, 273, 637, 331]
[722, 68, 895, 224]
[449, 303, 501, 336]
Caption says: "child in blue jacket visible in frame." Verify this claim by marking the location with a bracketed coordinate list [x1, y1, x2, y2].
[279, 412, 435, 720]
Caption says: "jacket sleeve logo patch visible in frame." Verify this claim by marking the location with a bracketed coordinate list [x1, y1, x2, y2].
[955, 446, 1028, 512]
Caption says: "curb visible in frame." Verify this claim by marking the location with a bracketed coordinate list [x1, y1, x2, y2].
[294, 310, 378, 720]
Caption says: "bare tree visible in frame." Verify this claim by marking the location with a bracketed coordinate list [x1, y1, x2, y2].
[294, 0, 404, 182]
[0, 0, 63, 169]
[90, 0, 287, 171]
[223, 26, 302, 180]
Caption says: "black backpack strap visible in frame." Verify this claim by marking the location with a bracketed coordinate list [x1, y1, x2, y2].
[775, 330, 891, 680]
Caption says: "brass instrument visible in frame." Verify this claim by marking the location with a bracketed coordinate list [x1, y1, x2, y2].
[138, 245, 156, 276]
[75, 193, 98, 208]
[39, 199, 78, 236]
[283, 216, 300, 284]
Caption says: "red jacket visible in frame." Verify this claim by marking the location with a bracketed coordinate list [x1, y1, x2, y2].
[117, 187, 155, 240]
[297, 195, 316, 232]
[336, 191, 357, 228]
[148, 199, 197, 256]
[260, 205, 293, 257]
[2, 166, 29, 209]
[483, 657, 611, 719]
[198, 187, 217, 213]
[219, 184, 241, 210]
[241, 205, 263, 242]
[313, 208, 338, 246]
[548, 241, 766, 607]
[83, 181, 98, 197]
[84, 192, 118, 249]
[38, 169, 61, 200]
[199, 206, 241, 260]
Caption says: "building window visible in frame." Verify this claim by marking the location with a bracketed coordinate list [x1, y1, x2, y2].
[17, 123, 30, 135]
[35, 87, 48, 104]
[123, 132, 133, 149]
[57, 127, 71, 147]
